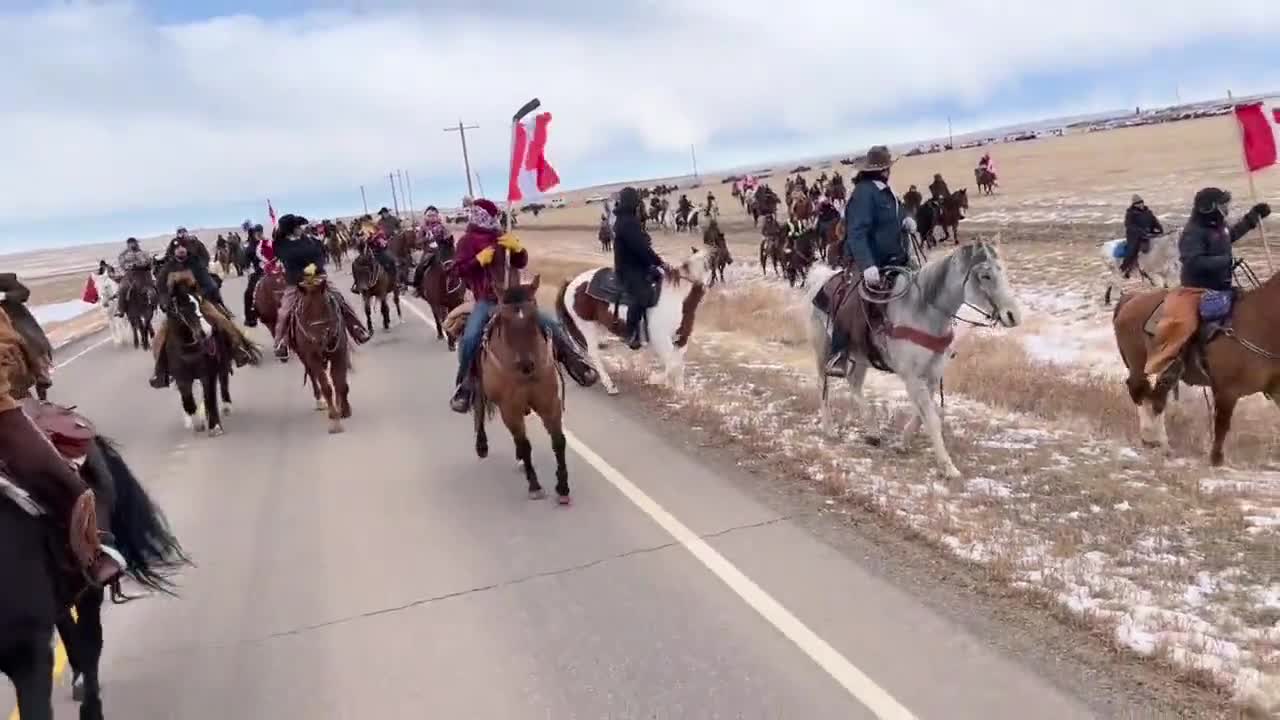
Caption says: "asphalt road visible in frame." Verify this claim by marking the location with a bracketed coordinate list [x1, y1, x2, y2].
[3, 272, 1098, 719]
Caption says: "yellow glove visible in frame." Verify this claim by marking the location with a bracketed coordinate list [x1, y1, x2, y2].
[303, 263, 318, 276]
[498, 234, 523, 253]
[476, 246, 496, 266]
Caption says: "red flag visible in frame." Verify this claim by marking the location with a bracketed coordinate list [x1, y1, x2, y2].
[1235, 102, 1280, 172]
[267, 199, 278, 229]
[81, 276, 99, 304]
[508, 112, 561, 204]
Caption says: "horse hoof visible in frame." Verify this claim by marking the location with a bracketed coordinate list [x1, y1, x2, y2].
[182, 415, 193, 430]
[314, 401, 327, 411]
[942, 466, 963, 480]
[557, 494, 572, 506]
[528, 489, 546, 500]
[340, 407, 352, 419]
[222, 403, 233, 416]
[328, 421, 344, 434]
[72, 673, 84, 701]
[863, 434, 883, 447]
[477, 446, 489, 458]
[606, 386, 620, 396]
[514, 460, 526, 473]
[209, 425, 225, 437]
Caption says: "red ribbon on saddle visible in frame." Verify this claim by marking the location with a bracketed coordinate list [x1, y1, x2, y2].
[883, 324, 954, 354]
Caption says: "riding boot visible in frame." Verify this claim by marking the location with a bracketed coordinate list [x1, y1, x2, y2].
[825, 329, 850, 377]
[624, 304, 645, 351]
[0, 407, 123, 585]
[551, 331, 599, 387]
[450, 378, 474, 414]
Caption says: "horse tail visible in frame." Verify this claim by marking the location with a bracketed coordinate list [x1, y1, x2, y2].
[92, 437, 190, 595]
[555, 280, 587, 349]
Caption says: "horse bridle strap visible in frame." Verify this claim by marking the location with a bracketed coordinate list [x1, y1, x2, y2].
[884, 323, 954, 354]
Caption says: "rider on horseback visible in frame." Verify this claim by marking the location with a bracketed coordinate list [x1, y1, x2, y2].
[613, 188, 668, 351]
[149, 237, 256, 388]
[272, 214, 372, 359]
[448, 199, 597, 413]
[902, 185, 923, 214]
[353, 227, 400, 293]
[1119, 195, 1165, 278]
[928, 173, 950, 202]
[412, 207, 454, 291]
[116, 236, 151, 318]
[243, 224, 267, 326]
[1145, 189, 1271, 384]
[826, 145, 908, 377]
[0, 274, 53, 397]
[0, 306, 124, 586]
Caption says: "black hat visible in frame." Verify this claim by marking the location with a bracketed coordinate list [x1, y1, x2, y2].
[278, 213, 310, 237]
[378, 207, 391, 215]
[1194, 187, 1231, 215]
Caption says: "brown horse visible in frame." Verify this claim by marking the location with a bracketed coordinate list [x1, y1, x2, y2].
[289, 275, 352, 433]
[252, 270, 288, 362]
[387, 230, 416, 287]
[789, 194, 814, 227]
[823, 218, 847, 267]
[352, 246, 402, 332]
[759, 216, 785, 277]
[974, 167, 997, 195]
[703, 223, 732, 286]
[326, 233, 347, 269]
[917, 190, 969, 247]
[784, 228, 818, 288]
[1113, 272, 1280, 466]
[473, 275, 571, 504]
[598, 220, 613, 252]
[413, 239, 465, 350]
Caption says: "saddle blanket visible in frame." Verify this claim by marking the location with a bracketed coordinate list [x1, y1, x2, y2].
[585, 268, 658, 308]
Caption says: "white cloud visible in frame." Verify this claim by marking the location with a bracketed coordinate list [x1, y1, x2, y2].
[3, 0, 1278, 225]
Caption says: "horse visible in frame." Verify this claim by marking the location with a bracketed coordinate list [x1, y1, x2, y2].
[160, 273, 239, 436]
[703, 225, 733, 287]
[227, 235, 247, 276]
[556, 247, 710, 396]
[471, 276, 572, 504]
[413, 239, 465, 350]
[288, 274, 352, 433]
[784, 228, 818, 288]
[1, 428, 188, 720]
[1100, 233, 1179, 305]
[93, 268, 129, 348]
[598, 220, 614, 253]
[1112, 268, 1280, 467]
[826, 177, 847, 207]
[215, 244, 233, 277]
[974, 167, 998, 195]
[351, 245, 403, 332]
[759, 216, 786, 277]
[806, 241, 1022, 479]
[916, 190, 968, 247]
[251, 268, 288, 362]
[821, 217, 846, 266]
[387, 230, 416, 288]
[325, 233, 346, 270]
[120, 266, 157, 351]
[790, 194, 814, 228]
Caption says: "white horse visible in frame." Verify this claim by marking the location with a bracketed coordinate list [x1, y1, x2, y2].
[1099, 233, 1178, 305]
[94, 272, 129, 346]
[806, 241, 1022, 479]
[556, 247, 710, 396]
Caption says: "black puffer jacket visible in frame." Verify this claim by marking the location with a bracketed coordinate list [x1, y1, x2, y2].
[1124, 204, 1163, 245]
[1179, 213, 1261, 291]
[613, 191, 662, 277]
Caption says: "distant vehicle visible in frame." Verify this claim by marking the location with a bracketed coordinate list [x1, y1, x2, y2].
[550, 197, 566, 209]
[790, 165, 812, 173]
[585, 194, 609, 204]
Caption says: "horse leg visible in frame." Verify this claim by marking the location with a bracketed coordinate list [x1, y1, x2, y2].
[70, 589, 105, 720]
[501, 405, 542, 499]
[219, 354, 233, 417]
[541, 410, 570, 503]
[333, 355, 352, 419]
[903, 377, 961, 479]
[363, 294, 374, 334]
[1210, 391, 1239, 467]
[380, 294, 391, 331]
[844, 363, 881, 446]
[473, 399, 488, 458]
[8, 637, 55, 720]
[392, 286, 403, 325]
[312, 364, 341, 433]
[177, 379, 204, 432]
[204, 367, 223, 436]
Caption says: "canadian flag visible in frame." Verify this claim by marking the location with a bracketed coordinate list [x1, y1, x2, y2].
[1235, 101, 1280, 172]
[508, 112, 561, 204]
[81, 276, 99, 305]
[267, 199, 277, 229]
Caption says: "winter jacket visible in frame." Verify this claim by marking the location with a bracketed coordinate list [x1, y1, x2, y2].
[612, 213, 662, 279]
[454, 227, 527, 303]
[1179, 213, 1261, 291]
[1124, 205, 1164, 246]
[275, 235, 328, 285]
[928, 179, 950, 200]
[844, 179, 908, 271]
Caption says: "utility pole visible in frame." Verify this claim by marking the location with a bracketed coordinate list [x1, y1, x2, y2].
[947, 116, 954, 149]
[389, 172, 400, 216]
[444, 120, 480, 199]
[360, 185, 368, 215]
[404, 170, 415, 217]
[395, 170, 409, 218]
[690, 144, 699, 182]
[474, 172, 486, 199]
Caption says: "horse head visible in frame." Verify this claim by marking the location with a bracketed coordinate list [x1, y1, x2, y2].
[494, 276, 545, 378]
[166, 274, 209, 343]
[960, 243, 1019, 328]
[670, 247, 711, 286]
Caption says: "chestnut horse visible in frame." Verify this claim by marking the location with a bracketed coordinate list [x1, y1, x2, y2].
[473, 276, 571, 504]
[352, 245, 403, 332]
[252, 269, 287, 362]
[1112, 269, 1280, 466]
[413, 239, 465, 350]
[288, 275, 352, 433]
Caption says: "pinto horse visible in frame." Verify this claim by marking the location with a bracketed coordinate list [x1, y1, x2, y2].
[251, 268, 288, 362]
[473, 276, 572, 504]
[556, 247, 710, 396]
[289, 275, 352, 433]
[1, 423, 188, 720]
[160, 274, 242, 436]
[1112, 266, 1280, 466]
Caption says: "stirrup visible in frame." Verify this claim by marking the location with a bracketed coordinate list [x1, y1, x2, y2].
[824, 353, 848, 378]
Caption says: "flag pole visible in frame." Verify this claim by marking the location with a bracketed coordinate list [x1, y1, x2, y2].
[1233, 106, 1274, 272]
[504, 98, 542, 287]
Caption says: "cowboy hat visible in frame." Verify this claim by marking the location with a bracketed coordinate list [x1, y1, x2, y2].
[856, 145, 895, 172]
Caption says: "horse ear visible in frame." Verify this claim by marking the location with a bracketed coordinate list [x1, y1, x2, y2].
[691, 246, 698, 254]
[528, 274, 541, 294]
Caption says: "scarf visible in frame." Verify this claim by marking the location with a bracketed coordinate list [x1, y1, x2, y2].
[467, 204, 500, 232]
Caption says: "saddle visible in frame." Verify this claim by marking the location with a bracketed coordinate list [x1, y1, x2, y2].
[585, 268, 661, 309]
[22, 399, 96, 462]
[813, 272, 893, 372]
[1142, 290, 1234, 386]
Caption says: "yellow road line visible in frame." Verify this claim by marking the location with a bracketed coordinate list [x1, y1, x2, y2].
[7, 609, 75, 720]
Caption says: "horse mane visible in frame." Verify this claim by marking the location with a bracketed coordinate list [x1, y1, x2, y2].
[501, 284, 535, 305]
[915, 244, 988, 301]
[166, 268, 198, 291]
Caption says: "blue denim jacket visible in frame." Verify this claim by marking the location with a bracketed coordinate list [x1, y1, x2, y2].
[844, 179, 907, 270]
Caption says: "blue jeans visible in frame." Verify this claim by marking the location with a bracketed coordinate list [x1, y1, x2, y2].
[455, 301, 563, 384]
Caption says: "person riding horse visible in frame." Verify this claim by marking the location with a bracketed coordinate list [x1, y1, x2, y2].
[0, 304, 125, 586]
[376, 207, 402, 237]
[271, 214, 372, 360]
[826, 145, 910, 377]
[613, 187, 668, 351]
[148, 238, 255, 388]
[0, 274, 53, 398]
[1120, 195, 1166, 278]
[902, 185, 923, 215]
[352, 227, 400, 293]
[242, 224, 267, 326]
[447, 198, 597, 413]
[411, 207, 454, 290]
[116, 236, 153, 317]
[928, 174, 950, 203]
[1144, 189, 1271, 385]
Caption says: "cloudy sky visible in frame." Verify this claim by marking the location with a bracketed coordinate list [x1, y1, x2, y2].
[2, 0, 1278, 252]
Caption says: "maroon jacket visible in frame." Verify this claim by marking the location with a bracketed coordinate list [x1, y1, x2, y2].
[453, 226, 527, 303]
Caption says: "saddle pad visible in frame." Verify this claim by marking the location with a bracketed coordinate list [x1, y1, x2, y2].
[585, 268, 624, 305]
[443, 301, 474, 341]
[1200, 290, 1233, 322]
[21, 398, 95, 462]
[1111, 240, 1128, 259]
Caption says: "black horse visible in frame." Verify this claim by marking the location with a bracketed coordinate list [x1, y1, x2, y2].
[1, 435, 188, 720]
[161, 276, 237, 436]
